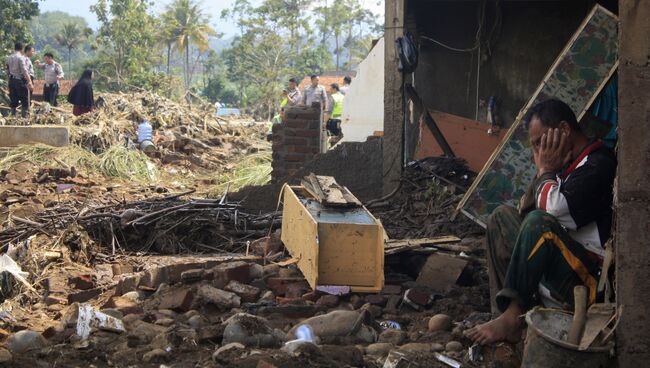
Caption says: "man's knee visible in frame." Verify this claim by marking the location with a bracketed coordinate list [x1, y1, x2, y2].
[521, 210, 560, 233]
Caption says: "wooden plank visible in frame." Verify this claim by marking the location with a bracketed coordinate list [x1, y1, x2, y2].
[280, 186, 320, 289]
[318, 222, 384, 290]
[385, 236, 465, 255]
[315, 176, 348, 205]
[416, 253, 468, 292]
[306, 173, 327, 202]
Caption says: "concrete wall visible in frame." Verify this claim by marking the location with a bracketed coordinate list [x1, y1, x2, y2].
[340, 38, 385, 143]
[0, 126, 69, 147]
[616, 0, 650, 366]
[408, 1, 604, 128]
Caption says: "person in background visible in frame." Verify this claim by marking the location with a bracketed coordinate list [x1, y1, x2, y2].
[68, 69, 95, 116]
[325, 83, 345, 145]
[284, 78, 302, 107]
[23, 45, 35, 85]
[35, 52, 64, 106]
[5, 42, 32, 117]
[302, 74, 327, 110]
[340, 75, 352, 95]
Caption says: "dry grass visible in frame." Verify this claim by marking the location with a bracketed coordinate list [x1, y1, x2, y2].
[209, 152, 272, 196]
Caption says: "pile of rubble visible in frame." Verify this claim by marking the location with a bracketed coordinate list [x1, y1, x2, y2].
[0, 234, 503, 367]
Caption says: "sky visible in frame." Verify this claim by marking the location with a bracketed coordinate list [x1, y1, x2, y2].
[39, 0, 385, 37]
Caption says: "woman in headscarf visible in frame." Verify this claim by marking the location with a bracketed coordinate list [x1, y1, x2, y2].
[68, 69, 94, 116]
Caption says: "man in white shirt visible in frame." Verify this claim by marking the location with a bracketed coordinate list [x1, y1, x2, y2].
[35, 52, 64, 106]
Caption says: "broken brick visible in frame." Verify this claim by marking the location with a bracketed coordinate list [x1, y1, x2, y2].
[68, 274, 95, 290]
[111, 263, 134, 276]
[115, 274, 142, 296]
[224, 280, 260, 303]
[103, 296, 144, 316]
[403, 288, 433, 310]
[158, 288, 194, 312]
[67, 288, 103, 304]
[211, 262, 253, 288]
[384, 295, 402, 314]
[265, 277, 309, 297]
[180, 269, 205, 283]
[44, 294, 68, 306]
[139, 267, 170, 290]
[194, 285, 240, 309]
[316, 295, 339, 307]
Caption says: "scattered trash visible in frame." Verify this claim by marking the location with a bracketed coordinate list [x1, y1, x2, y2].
[76, 304, 126, 340]
[434, 352, 462, 368]
[0, 253, 36, 292]
[379, 321, 402, 330]
[316, 285, 351, 295]
[383, 350, 409, 368]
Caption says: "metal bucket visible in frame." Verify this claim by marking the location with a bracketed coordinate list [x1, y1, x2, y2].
[522, 308, 614, 368]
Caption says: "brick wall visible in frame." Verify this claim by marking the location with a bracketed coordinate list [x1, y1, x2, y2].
[271, 104, 321, 181]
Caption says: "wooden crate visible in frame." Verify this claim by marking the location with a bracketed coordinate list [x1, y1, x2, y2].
[281, 185, 384, 293]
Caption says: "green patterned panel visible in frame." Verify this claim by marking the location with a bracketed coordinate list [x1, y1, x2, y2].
[461, 5, 618, 226]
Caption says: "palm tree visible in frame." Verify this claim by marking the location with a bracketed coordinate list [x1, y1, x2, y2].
[168, 0, 216, 89]
[54, 22, 92, 71]
[159, 10, 181, 76]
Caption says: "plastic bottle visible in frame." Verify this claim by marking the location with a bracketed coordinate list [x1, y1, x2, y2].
[137, 120, 153, 143]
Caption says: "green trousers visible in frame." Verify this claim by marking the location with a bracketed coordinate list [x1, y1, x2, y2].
[486, 206, 601, 313]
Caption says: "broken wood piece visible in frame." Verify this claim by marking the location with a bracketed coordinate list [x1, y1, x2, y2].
[301, 174, 362, 208]
[579, 303, 616, 350]
[416, 253, 468, 292]
[567, 285, 588, 345]
[384, 236, 464, 255]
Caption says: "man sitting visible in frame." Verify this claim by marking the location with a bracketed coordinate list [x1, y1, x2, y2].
[465, 99, 617, 344]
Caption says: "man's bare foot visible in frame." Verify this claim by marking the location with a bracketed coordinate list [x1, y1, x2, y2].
[464, 301, 523, 345]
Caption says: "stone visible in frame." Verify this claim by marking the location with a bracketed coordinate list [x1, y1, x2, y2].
[265, 277, 309, 297]
[195, 285, 241, 309]
[127, 320, 167, 343]
[256, 360, 278, 368]
[263, 264, 280, 276]
[365, 342, 394, 357]
[6, 330, 47, 354]
[445, 341, 463, 352]
[197, 324, 225, 343]
[366, 294, 387, 306]
[44, 294, 67, 306]
[287, 310, 377, 344]
[316, 294, 339, 307]
[278, 267, 299, 278]
[378, 330, 406, 345]
[211, 262, 253, 288]
[180, 269, 205, 283]
[249, 263, 264, 279]
[158, 288, 194, 312]
[0, 347, 12, 363]
[398, 342, 432, 353]
[281, 340, 320, 355]
[187, 315, 207, 329]
[428, 314, 453, 332]
[367, 305, 383, 318]
[349, 295, 364, 309]
[222, 313, 282, 348]
[139, 267, 170, 290]
[382, 285, 402, 295]
[111, 263, 134, 276]
[122, 290, 148, 302]
[143, 348, 168, 363]
[212, 342, 246, 363]
[224, 280, 261, 303]
[260, 290, 275, 302]
[155, 318, 175, 327]
[431, 343, 444, 352]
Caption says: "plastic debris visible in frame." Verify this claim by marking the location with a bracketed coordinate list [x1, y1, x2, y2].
[316, 285, 351, 295]
[434, 352, 462, 368]
[76, 304, 126, 340]
[0, 254, 36, 292]
[379, 321, 402, 330]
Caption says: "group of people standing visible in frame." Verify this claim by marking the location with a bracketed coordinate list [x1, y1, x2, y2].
[5, 42, 95, 117]
[274, 74, 352, 147]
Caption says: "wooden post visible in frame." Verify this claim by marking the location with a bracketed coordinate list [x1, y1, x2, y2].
[382, 0, 405, 196]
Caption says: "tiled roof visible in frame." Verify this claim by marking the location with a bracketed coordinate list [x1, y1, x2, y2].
[298, 71, 357, 90]
[31, 79, 76, 96]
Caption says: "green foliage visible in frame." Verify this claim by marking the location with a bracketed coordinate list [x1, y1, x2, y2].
[0, 0, 39, 103]
[54, 22, 93, 72]
[90, 0, 159, 91]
